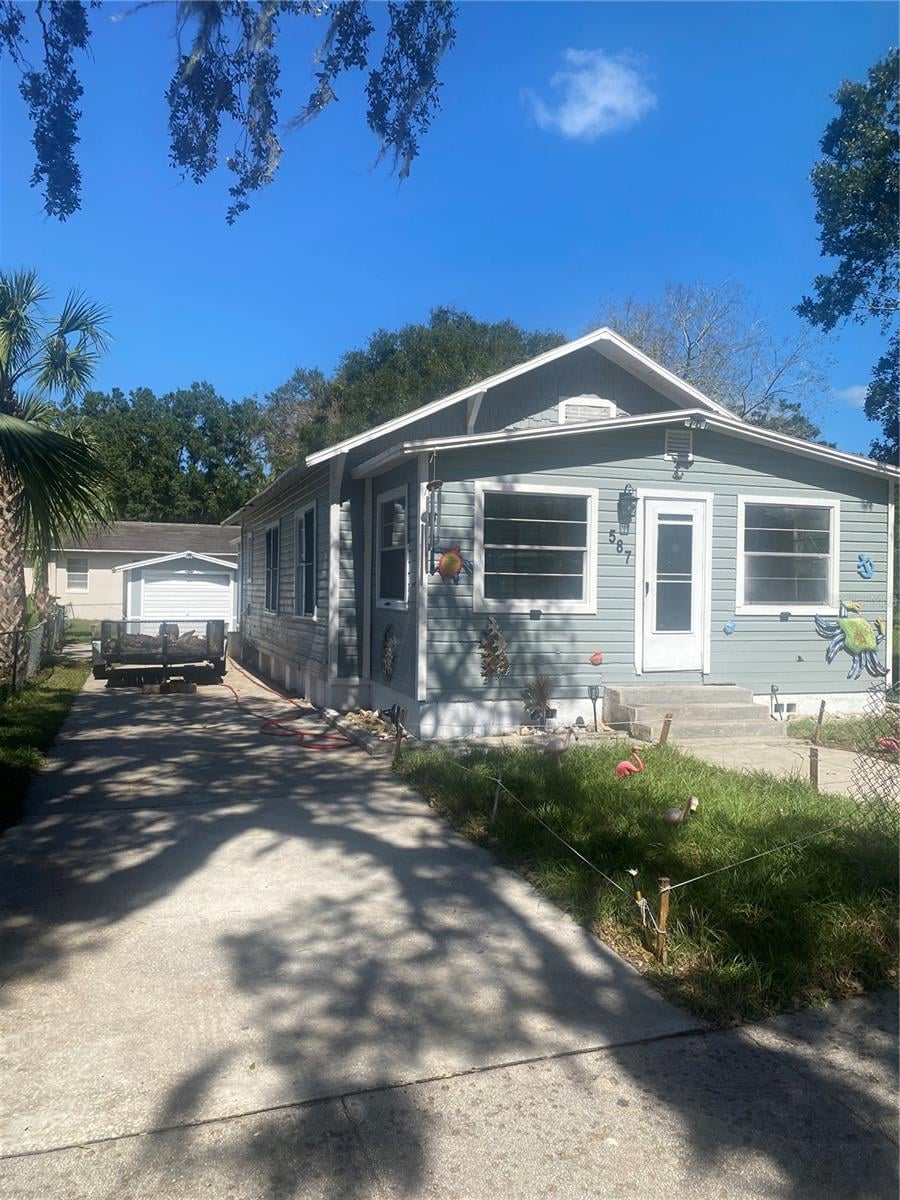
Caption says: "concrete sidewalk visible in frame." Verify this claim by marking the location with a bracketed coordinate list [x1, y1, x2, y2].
[673, 734, 858, 794]
[1, 669, 896, 1198]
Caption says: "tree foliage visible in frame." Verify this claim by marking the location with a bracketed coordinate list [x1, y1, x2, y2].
[798, 50, 898, 463]
[261, 307, 566, 473]
[59, 383, 266, 523]
[596, 283, 827, 440]
[0, 0, 456, 223]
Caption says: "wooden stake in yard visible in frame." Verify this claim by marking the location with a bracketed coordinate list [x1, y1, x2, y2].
[392, 708, 407, 765]
[658, 713, 674, 746]
[812, 700, 826, 746]
[809, 746, 819, 792]
[489, 774, 502, 829]
[657, 877, 671, 965]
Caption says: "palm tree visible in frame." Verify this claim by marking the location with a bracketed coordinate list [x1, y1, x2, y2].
[0, 270, 113, 655]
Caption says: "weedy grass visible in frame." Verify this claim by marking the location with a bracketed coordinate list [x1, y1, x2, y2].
[786, 714, 874, 751]
[398, 742, 898, 1025]
[0, 657, 90, 831]
[64, 618, 96, 643]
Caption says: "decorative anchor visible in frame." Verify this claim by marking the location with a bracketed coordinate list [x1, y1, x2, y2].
[856, 554, 875, 580]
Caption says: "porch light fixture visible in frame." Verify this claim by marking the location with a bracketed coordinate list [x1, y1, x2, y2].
[617, 483, 637, 533]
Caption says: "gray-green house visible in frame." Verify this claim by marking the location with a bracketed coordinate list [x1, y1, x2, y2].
[226, 328, 897, 738]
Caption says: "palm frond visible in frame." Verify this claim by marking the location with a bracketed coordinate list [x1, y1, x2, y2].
[53, 290, 110, 350]
[0, 412, 114, 558]
[33, 334, 102, 398]
[0, 269, 49, 386]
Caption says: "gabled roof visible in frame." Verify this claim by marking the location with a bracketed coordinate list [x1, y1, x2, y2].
[304, 326, 734, 467]
[113, 551, 237, 574]
[58, 521, 240, 556]
[351, 408, 900, 482]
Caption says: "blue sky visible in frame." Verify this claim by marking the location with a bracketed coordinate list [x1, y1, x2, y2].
[1, 1, 894, 453]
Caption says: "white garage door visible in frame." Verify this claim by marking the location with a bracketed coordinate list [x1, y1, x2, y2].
[141, 569, 232, 623]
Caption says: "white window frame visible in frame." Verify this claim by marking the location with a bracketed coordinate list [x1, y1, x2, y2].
[376, 485, 409, 610]
[245, 530, 253, 583]
[294, 503, 317, 619]
[558, 395, 617, 424]
[264, 523, 280, 613]
[474, 481, 598, 615]
[735, 494, 840, 616]
[65, 555, 89, 592]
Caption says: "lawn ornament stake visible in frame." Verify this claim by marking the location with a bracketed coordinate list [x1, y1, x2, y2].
[814, 600, 888, 680]
[615, 748, 644, 778]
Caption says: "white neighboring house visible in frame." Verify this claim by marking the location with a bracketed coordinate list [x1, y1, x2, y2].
[25, 522, 240, 627]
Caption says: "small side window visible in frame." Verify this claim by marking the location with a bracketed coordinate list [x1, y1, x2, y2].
[264, 526, 280, 613]
[65, 556, 89, 592]
[376, 488, 408, 608]
[295, 505, 317, 617]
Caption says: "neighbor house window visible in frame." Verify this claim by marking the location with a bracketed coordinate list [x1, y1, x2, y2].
[737, 497, 839, 613]
[376, 487, 408, 607]
[295, 504, 316, 617]
[264, 525, 280, 612]
[65, 556, 89, 592]
[474, 484, 597, 614]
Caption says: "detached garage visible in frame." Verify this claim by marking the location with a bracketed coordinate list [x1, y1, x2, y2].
[117, 552, 237, 627]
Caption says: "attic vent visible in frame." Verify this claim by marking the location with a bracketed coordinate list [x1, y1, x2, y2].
[559, 395, 617, 425]
[664, 427, 693, 461]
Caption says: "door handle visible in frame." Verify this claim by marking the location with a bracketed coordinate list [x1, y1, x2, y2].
[645, 581, 650, 596]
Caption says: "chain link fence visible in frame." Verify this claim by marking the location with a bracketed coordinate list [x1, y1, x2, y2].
[849, 684, 900, 833]
[0, 606, 68, 701]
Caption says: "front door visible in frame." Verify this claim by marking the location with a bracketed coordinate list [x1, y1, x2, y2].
[640, 498, 708, 672]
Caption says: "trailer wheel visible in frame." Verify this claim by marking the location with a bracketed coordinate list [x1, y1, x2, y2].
[92, 664, 108, 681]
[213, 658, 227, 678]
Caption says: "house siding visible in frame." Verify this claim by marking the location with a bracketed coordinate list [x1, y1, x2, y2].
[418, 427, 890, 734]
[369, 460, 420, 710]
[240, 465, 330, 698]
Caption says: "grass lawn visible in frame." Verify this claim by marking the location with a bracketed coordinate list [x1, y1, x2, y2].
[0, 656, 90, 832]
[398, 743, 898, 1025]
[786, 714, 871, 751]
[64, 618, 96, 644]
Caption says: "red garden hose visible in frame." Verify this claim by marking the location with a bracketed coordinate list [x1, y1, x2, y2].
[221, 659, 353, 752]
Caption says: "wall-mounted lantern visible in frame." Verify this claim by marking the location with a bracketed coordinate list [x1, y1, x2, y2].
[617, 483, 637, 534]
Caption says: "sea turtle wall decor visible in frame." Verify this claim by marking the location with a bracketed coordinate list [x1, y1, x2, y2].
[814, 600, 888, 680]
[480, 617, 510, 682]
[432, 544, 474, 584]
[381, 625, 399, 683]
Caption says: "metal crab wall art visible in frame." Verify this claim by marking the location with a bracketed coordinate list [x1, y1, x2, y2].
[814, 600, 888, 680]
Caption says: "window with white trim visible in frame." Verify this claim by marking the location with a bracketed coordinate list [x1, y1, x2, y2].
[295, 504, 316, 617]
[65, 556, 89, 592]
[376, 487, 408, 607]
[245, 531, 253, 583]
[738, 498, 838, 611]
[558, 395, 616, 424]
[264, 525, 280, 612]
[475, 485, 596, 613]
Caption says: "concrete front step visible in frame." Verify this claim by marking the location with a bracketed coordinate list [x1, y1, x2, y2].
[606, 684, 754, 707]
[605, 684, 786, 740]
[631, 716, 786, 741]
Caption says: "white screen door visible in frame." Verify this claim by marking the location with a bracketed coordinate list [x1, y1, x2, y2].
[641, 498, 708, 671]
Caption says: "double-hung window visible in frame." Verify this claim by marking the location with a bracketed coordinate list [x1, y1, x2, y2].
[475, 484, 597, 613]
[65, 556, 89, 592]
[295, 504, 316, 617]
[737, 496, 839, 613]
[376, 487, 408, 608]
[264, 525, 280, 612]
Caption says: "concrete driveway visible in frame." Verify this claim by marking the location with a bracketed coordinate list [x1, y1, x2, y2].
[2, 668, 896, 1199]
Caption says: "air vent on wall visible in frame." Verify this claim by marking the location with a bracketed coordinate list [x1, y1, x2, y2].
[664, 427, 693, 461]
[559, 395, 617, 424]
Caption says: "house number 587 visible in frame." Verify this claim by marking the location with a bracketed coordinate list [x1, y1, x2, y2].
[608, 528, 632, 564]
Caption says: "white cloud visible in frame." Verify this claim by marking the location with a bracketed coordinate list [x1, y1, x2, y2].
[833, 385, 867, 407]
[524, 49, 657, 141]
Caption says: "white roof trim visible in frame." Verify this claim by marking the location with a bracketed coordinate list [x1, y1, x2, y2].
[305, 327, 732, 467]
[351, 408, 899, 481]
[113, 551, 238, 574]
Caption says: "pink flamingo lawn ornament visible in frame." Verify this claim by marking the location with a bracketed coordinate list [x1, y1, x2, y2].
[615, 747, 644, 778]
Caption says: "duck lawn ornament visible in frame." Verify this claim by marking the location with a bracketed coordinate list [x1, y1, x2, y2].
[814, 601, 888, 680]
[663, 796, 699, 825]
[615, 748, 644, 778]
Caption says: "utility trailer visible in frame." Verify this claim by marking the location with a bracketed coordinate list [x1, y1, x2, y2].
[92, 620, 227, 680]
